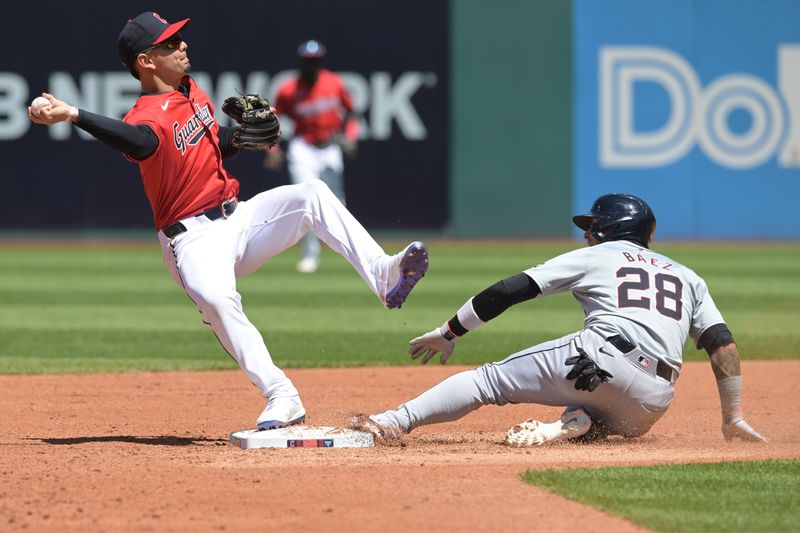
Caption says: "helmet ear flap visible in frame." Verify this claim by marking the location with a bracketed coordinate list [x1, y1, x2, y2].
[589, 218, 615, 242]
[588, 220, 603, 241]
[591, 227, 605, 241]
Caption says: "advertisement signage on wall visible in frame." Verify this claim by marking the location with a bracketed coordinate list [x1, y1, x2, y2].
[0, 2, 448, 230]
[575, 0, 800, 238]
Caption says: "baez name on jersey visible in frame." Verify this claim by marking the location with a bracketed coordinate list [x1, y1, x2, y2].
[621, 251, 673, 270]
[173, 104, 215, 155]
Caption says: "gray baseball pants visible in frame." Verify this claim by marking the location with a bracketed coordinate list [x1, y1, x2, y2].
[379, 328, 676, 437]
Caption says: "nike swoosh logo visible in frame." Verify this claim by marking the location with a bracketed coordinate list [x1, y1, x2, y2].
[161, 100, 170, 111]
[599, 347, 615, 357]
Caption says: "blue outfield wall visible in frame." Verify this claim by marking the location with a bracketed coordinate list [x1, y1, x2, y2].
[574, 0, 800, 239]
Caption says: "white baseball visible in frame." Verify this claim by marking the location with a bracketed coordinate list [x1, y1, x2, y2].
[31, 96, 51, 115]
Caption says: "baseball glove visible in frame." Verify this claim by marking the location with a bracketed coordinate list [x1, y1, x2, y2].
[222, 94, 281, 151]
[221, 94, 270, 123]
[565, 348, 613, 392]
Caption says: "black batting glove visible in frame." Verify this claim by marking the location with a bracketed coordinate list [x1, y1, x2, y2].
[565, 347, 613, 392]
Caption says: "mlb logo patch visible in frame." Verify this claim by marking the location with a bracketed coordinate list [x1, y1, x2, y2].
[637, 355, 652, 368]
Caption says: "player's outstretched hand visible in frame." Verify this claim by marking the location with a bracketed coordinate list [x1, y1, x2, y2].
[263, 146, 285, 171]
[722, 417, 768, 443]
[333, 133, 357, 158]
[409, 324, 456, 365]
[28, 93, 77, 126]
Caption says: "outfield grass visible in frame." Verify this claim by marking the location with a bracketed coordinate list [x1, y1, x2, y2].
[0, 241, 797, 373]
[521, 460, 800, 532]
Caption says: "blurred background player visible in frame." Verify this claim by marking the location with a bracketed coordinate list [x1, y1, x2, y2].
[264, 40, 359, 273]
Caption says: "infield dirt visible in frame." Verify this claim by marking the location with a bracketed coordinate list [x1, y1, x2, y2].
[1, 360, 798, 532]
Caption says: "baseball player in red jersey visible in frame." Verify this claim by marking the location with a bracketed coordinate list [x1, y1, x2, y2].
[28, 12, 429, 431]
[265, 40, 359, 273]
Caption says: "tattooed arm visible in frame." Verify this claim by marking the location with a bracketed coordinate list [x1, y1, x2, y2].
[708, 342, 741, 379]
[706, 341, 767, 443]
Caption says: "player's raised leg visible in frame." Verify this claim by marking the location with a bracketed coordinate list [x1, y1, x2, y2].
[237, 179, 429, 308]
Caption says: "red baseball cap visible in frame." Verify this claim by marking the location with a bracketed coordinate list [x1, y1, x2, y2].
[117, 12, 190, 77]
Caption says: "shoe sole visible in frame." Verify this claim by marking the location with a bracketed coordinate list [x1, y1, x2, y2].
[385, 242, 429, 309]
[505, 420, 550, 446]
[505, 413, 589, 446]
[256, 414, 306, 431]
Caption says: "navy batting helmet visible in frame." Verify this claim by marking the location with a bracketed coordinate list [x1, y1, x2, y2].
[297, 40, 327, 58]
[572, 193, 656, 248]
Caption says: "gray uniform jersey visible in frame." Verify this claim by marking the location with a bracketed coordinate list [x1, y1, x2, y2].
[377, 240, 727, 438]
[524, 240, 725, 369]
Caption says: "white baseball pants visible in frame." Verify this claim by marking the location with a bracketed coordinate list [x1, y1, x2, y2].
[158, 180, 390, 399]
[381, 328, 676, 437]
[286, 137, 346, 262]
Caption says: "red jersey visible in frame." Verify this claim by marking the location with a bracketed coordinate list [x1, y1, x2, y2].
[274, 69, 354, 145]
[123, 77, 239, 230]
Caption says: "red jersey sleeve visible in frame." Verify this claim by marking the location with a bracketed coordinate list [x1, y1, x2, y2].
[337, 76, 357, 139]
[338, 77, 354, 112]
[120, 114, 164, 163]
[274, 83, 294, 118]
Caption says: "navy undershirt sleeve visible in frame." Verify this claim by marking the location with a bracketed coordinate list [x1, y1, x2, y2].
[471, 272, 541, 321]
[698, 323, 735, 355]
[447, 273, 541, 335]
[217, 126, 240, 159]
[73, 109, 159, 160]
[74, 108, 239, 161]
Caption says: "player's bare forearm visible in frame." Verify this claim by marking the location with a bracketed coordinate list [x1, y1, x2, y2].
[707, 342, 741, 380]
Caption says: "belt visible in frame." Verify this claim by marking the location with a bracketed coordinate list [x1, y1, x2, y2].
[162, 198, 238, 239]
[606, 334, 677, 383]
[305, 135, 333, 147]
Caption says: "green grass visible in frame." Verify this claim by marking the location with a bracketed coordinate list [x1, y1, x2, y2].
[521, 460, 800, 533]
[0, 240, 797, 373]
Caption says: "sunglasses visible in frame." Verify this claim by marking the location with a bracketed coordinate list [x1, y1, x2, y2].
[143, 34, 183, 54]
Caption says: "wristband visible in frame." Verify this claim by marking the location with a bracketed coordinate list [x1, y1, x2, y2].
[68, 106, 79, 123]
[716, 376, 743, 424]
[456, 298, 486, 332]
[439, 322, 457, 341]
